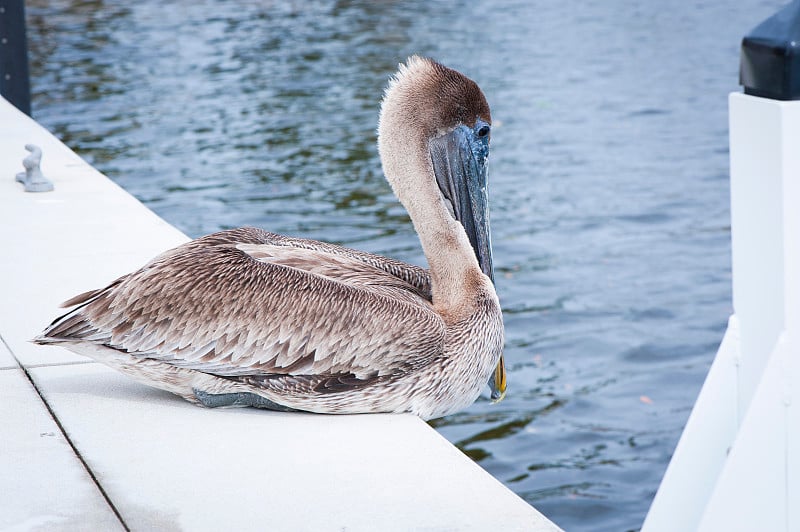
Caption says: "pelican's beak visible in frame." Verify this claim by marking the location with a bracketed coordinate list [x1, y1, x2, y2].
[488, 353, 507, 402]
[429, 118, 506, 403]
[430, 119, 493, 279]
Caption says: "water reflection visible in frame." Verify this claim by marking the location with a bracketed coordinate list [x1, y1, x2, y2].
[25, 1, 783, 530]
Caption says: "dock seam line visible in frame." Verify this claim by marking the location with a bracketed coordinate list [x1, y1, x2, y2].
[25, 359, 96, 369]
[1, 336, 130, 531]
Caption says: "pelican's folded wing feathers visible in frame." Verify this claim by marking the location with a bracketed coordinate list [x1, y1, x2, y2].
[237, 228, 432, 299]
[40, 228, 444, 382]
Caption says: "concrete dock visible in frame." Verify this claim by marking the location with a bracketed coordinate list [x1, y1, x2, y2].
[0, 96, 560, 531]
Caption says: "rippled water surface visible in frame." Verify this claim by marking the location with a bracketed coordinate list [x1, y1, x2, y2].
[25, 1, 784, 530]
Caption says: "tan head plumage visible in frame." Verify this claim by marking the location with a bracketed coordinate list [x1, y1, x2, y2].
[377, 56, 491, 213]
[379, 56, 491, 143]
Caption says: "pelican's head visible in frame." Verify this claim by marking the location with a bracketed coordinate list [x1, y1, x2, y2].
[378, 56, 492, 279]
[378, 56, 506, 402]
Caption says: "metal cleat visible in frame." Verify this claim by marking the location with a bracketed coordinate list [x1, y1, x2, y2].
[15, 144, 54, 192]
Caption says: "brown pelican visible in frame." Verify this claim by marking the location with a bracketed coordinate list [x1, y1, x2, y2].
[36, 56, 506, 420]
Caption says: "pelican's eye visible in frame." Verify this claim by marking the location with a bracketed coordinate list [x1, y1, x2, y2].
[476, 124, 490, 138]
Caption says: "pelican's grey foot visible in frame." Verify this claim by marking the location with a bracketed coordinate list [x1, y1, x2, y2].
[16, 144, 54, 192]
[192, 388, 298, 412]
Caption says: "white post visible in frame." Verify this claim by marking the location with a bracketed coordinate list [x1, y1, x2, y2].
[644, 89, 800, 532]
[695, 94, 800, 532]
[728, 93, 789, 419]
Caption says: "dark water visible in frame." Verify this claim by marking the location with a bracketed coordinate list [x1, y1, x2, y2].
[24, 1, 784, 530]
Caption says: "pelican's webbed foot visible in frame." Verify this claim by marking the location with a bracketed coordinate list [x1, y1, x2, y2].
[192, 388, 298, 412]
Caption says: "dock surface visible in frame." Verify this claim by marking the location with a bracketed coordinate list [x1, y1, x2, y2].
[0, 96, 560, 531]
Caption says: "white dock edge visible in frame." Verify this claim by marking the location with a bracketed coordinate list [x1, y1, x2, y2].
[0, 96, 561, 532]
[642, 93, 800, 531]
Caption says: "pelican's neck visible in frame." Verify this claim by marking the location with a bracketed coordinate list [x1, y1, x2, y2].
[383, 142, 487, 319]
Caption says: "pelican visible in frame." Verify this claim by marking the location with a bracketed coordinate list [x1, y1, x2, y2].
[36, 56, 506, 421]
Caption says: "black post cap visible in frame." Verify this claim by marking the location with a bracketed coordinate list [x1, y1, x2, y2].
[740, 0, 800, 100]
[0, 0, 32, 115]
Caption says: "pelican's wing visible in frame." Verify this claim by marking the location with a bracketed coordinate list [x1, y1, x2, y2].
[39, 228, 444, 380]
[248, 229, 432, 300]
